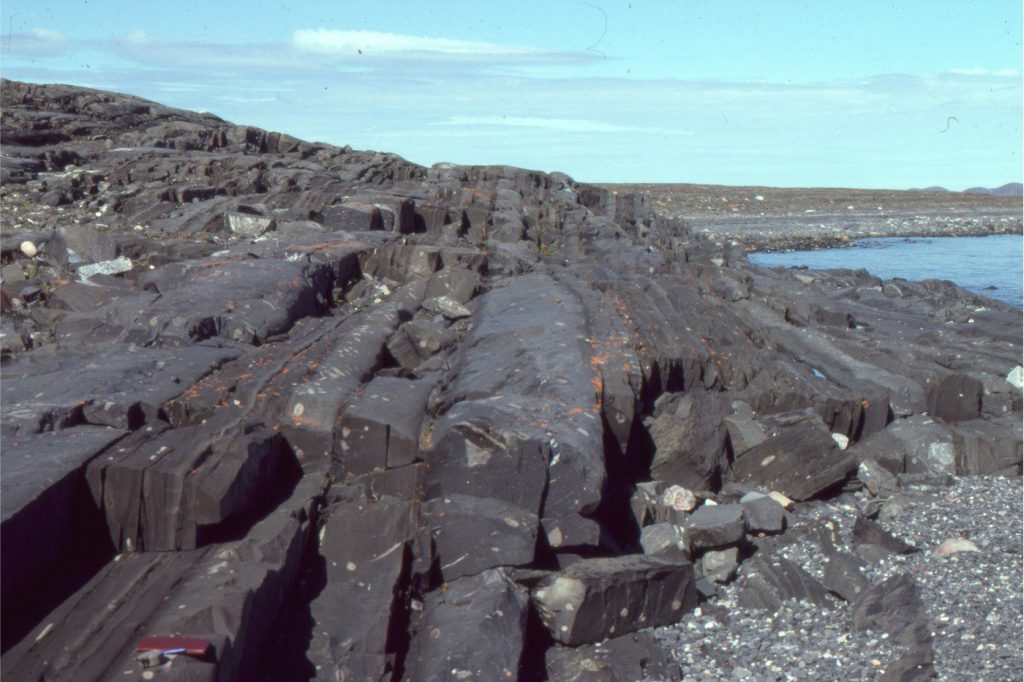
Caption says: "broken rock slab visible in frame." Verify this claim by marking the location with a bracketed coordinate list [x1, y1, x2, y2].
[858, 458, 901, 497]
[405, 569, 529, 682]
[335, 375, 433, 477]
[308, 496, 415, 682]
[852, 516, 918, 560]
[639, 523, 690, 558]
[732, 410, 855, 501]
[683, 503, 745, 550]
[422, 493, 538, 581]
[735, 553, 834, 611]
[77, 255, 132, 280]
[724, 405, 768, 456]
[225, 211, 275, 238]
[531, 554, 697, 645]
[421, 295, 471, 320]
[740, 492, 786, 534]
[647, 391, 731, 491]
[852, 573, 934, 657]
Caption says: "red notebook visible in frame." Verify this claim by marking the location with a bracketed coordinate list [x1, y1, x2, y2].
[135, 636, 212, 657]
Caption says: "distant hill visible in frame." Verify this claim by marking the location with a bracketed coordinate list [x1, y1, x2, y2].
[963, 183, 1023, 196]
[911, 186, 950, 192]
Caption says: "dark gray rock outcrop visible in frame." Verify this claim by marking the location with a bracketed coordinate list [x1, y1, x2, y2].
[1, 79, 1019, 679]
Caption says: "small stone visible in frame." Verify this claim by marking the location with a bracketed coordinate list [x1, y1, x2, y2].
[934, 538, 981, 557]
[684, 504, 745, 550]
[19, 240, 37, 257]
[661, 485, 698, 513]
[832, 433, 849, 450]
[741, 494, 785, 533]
[857, 459, 899, 497]
[767, 491, 794, 509]
[1006, 365, 1023, 390]
[640, 523, 690, 557]
[78, 256, 133, 280]
[422, 296, 472, 320]
[701, 547, 739, 583]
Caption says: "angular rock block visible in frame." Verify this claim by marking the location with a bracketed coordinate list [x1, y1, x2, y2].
[423, 493, 538, 581]
[335, 376, 433, 477]
[225, 211, 274, 237]
[735, 554, 834, 611]
[950, 416, 1023, 475]
[740, 493, 786, 533]
[308, 497, 415, 681]
[406, 569, 529, 682]
[732, 412, 855, 500]
[424, 415, 549, 516]
[141, 476, 319, 682]
[437, 274, 607, 548]
[362, 244, 442, 282]
[5, 475, 319, 682]
[701, 547, 740, 583]
[321, 202, 384, 231]
[684, 503, 745, 550]
[424, 266, 479, 304]
[647, 391, 731, 491]
[50, 223, 118, 267]
[926, 373, 982, 422]
[421, 295, 471, 320]
[385, 319, 448, 370]
[724, 409, 768, 456]
[544, 631, 681, 682]
[858, 458, 900, 496]
[531, 555, 696, 645]
[86, 413, 297, 552]
[639, 523, 690, 558]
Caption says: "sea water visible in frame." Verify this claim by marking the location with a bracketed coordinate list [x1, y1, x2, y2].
[749, 234, 1024, 309]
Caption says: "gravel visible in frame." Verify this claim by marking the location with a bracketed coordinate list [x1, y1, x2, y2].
[648, 476, 1023, 681]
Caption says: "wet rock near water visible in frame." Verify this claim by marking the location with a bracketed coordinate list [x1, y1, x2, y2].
[1, 80, 1021, 680]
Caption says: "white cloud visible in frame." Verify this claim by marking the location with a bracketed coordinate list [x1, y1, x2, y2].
[2, 28, 70, 56]
[109, 33, 344, 72]
[434, 116, 692, 136]
[292, 28, 545, 57]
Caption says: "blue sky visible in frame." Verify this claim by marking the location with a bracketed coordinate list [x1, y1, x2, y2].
[2, 1, 1021, 189]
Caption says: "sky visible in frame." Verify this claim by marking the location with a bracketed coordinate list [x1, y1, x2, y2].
[1, 1, 1022, 189]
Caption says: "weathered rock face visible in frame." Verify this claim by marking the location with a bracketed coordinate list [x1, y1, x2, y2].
[1, 80, 1021, 679]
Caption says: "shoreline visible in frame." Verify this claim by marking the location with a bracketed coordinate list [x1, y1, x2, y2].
[728, 221, 1022, 254]
[598, 181, 1022, 253]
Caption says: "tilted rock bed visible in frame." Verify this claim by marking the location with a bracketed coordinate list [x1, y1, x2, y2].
[0, 80, 1021, 681]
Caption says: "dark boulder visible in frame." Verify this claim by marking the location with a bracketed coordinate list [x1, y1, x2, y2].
[531, 555, 697, 645]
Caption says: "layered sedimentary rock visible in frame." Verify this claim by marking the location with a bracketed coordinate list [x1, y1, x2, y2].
[1, 80, 1021, 679]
